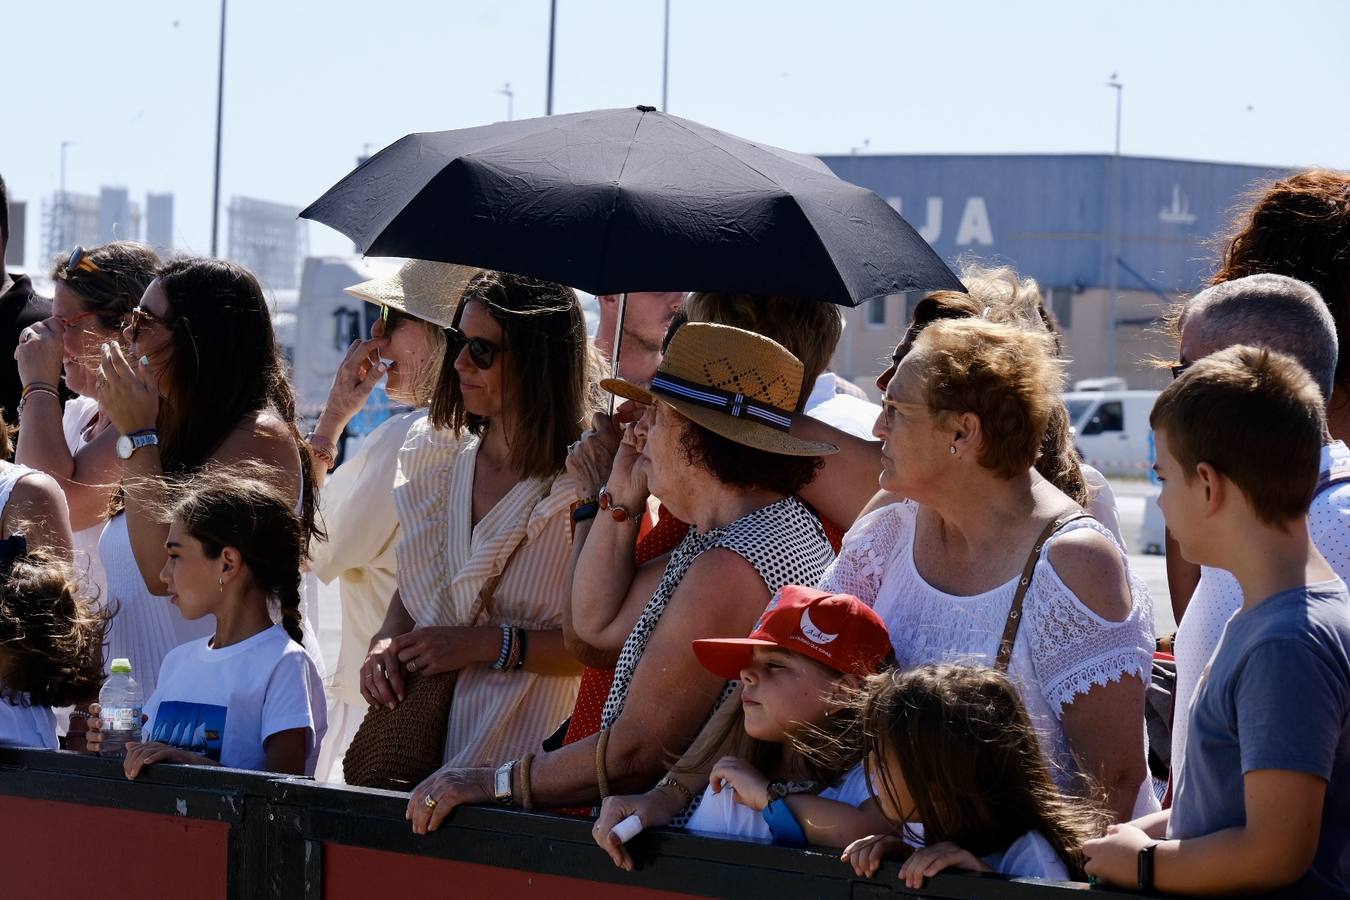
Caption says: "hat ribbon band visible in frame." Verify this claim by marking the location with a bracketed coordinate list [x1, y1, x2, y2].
[649, 373, 793, 432]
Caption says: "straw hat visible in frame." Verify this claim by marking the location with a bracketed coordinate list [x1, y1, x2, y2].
[343, 259, 483, 329]
[602, 322, 838, 457]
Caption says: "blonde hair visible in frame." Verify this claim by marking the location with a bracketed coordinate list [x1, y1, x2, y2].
[684, 292, 843, 411]
[913, 318, 1062, 478]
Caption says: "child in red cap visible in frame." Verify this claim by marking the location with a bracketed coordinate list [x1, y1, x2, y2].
[593, 585, 895, 868]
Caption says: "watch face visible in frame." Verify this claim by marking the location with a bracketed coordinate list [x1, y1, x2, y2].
[116, 435, 133, 460]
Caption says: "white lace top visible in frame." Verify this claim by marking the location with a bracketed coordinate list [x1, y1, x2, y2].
[820, 501, 1156, 799]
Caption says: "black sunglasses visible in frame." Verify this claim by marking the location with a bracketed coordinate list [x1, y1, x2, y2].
[66, 245, 100, 275]
[447, 325, 507, 370]
[379, 304, 409, 330]
[128, 306, 167, 342]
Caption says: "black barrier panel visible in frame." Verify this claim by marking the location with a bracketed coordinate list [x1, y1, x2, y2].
[0, 749, 1153, 900]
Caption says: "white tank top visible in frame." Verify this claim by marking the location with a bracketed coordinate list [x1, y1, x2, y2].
[61, 396, 110, 599]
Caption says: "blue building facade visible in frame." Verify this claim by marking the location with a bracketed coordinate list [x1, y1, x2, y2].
[817, 153, 1286, 294]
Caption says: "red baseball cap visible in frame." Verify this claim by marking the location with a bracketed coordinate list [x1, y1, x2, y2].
[692, 585, 893, 680]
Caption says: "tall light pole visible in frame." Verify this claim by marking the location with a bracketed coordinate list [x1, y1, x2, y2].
[500, 83, 515, 121]
[210, 0, 228, 258]
[661, 0, 671, 112]
[58, 140, 73, 250]
[1104, 74, 1123, 379]
[545, 0, 557, 115]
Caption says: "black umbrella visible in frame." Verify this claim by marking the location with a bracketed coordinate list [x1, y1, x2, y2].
[301, 106, 962, 306]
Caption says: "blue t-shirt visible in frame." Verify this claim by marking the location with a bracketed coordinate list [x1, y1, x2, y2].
[1169, 579, 1350, 897]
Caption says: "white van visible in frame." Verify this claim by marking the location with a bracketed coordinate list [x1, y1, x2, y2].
[1064, 390, 1158, 477]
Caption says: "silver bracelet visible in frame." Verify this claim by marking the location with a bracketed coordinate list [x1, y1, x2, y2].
[491, 623, 512, 670]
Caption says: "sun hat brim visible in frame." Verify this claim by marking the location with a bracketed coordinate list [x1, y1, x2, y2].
[343, 261, 481, 331]
[691, 638, 779, 681]
[599, 377, 838, 457]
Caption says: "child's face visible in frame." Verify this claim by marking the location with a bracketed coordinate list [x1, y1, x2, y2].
[738, 646, 841, 742]
[870, 746, 919, 823]
[1152, 429, 1214, 565]
[160, 519, 223, 621]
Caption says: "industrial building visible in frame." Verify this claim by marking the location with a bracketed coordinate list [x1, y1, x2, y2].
[817, 153, 1287, 393]
[227, 196, 307, 292]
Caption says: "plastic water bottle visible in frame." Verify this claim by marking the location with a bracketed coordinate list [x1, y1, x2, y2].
[98, 658, 143, 758]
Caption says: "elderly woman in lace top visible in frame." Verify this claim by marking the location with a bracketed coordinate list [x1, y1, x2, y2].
[822, 318, 1156, 822]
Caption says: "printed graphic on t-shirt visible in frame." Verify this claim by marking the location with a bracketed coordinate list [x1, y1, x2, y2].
[150, 701, 227, 762]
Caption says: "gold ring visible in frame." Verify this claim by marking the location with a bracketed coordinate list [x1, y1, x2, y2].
[424, 795, 438, 810]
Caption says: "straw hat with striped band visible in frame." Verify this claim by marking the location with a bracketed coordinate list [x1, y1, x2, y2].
[602, 322, 838, 457]
[343, 259, 484, 329]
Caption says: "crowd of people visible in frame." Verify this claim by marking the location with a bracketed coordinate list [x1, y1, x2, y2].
[0, 165, 1347, 897]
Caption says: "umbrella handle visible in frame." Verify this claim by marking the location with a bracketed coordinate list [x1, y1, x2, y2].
[608, 292, 627, 415]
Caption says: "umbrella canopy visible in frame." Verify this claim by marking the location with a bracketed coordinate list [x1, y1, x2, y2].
[301, 106, 962, 306]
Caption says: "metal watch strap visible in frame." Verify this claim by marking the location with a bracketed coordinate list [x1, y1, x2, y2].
[494, 760, 516, 805]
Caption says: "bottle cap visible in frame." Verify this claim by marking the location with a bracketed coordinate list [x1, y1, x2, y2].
[109, 658, 132, 674]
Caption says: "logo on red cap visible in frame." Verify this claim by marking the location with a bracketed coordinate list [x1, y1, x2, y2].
[799, 608, 839, 645]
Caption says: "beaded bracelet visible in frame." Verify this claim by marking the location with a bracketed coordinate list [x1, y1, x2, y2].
[492, 623, 513, 670]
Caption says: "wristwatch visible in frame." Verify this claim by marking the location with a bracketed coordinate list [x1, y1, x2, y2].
[116, 429, 159, 460]
[494, 759, 516, 805]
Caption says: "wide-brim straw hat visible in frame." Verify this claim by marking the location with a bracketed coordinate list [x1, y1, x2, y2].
[601, 322, 838, 457]
[343, 259, 483, 330]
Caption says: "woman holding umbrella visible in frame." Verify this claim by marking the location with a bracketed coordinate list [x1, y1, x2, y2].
[404, 323, 837, 832]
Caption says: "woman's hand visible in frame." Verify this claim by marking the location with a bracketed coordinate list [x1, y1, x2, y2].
[1083, 822, 1153, 888]
[405, 765, 493, 834]
[841, 833, 909, 878]
[709, 756, 772, 811]
[95, 342, 159, 435]
[318, 337, 389, 433]
[604, 422, 649, 510]
[15, 318, 66, 388]
[360, 636, 406, 710]
[391, 626, 495, 678]
[592, 790, 683, 871]
[565, 412, 621, 497]
[898, 840, 992, 889]
[123, 741, 215, 780]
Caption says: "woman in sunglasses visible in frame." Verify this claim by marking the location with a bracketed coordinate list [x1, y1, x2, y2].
[358, 270, 593, 775]
[14, 243, 160, 597]
[91, 257, 322, 701]
[305, 259, 476, 781]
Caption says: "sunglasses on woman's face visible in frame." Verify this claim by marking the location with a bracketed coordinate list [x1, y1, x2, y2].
[56, 310, 99, 330]
[128, 306, 167, 342]
[379, 304, 408, 330]
[447, 325, 507, 370]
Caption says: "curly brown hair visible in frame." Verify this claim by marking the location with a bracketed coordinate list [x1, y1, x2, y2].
[858, 665, 1109, 879]
[1213, 169, 1350, 396]
[0, 549, 109, 708]
[676, 410, 822, 495]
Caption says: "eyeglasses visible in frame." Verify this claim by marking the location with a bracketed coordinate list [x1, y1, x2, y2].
[447, 326, 507, 370]
[1170, 362, 1192, 380]
[379, 304, 409, 330]
[56, 311, 99, 329]
[65, 246, 100, 276]
[128, 306, 167, 342]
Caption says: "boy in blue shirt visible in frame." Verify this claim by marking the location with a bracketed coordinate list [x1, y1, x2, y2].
[1085, 344, 1350, 897]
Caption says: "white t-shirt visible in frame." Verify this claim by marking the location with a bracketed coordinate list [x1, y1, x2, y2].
[684, 764, 871, 840]
[1171, 440, 1350, 777]
[805, 373, 882, 441]
[982, 831, 1070, 880]
[0, 697, 57, 750]
[142, 624, 327, 774]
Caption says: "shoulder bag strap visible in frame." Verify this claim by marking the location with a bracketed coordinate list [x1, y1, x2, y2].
[994, 510, 1093, 672]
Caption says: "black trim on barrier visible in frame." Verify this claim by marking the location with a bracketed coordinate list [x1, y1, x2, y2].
[1, 749, 1154, 900]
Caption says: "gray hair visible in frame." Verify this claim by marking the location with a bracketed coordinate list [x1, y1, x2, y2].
[1183, 273, 1338, 400]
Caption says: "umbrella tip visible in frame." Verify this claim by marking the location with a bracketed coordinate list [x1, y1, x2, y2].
[636, 105, 657, 112]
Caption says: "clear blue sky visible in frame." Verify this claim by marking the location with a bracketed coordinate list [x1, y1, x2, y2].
[5, 0, 1348, 266]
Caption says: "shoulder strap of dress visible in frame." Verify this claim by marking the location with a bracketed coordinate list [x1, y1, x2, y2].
[994, 510, 1093, 672]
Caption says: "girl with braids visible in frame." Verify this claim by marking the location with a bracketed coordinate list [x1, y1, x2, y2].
[86, 468, 326, 777]
[93, 257, 323, 698]
[841, 665, 1109, 887]
[0, 546, 108, 749]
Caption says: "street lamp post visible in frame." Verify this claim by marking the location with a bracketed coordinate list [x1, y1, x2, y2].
[210, 0, 228, 258]
[545, 0, 557, 115]
[58, 140, 73, 250]
[661, 0, 671, 112]
[1104, 74, 1123, 379]
[500, 83, 515, 121]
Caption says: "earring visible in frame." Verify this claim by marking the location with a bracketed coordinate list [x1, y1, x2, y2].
[218, 576, 224, 593]
[949, 445, 957, 455]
